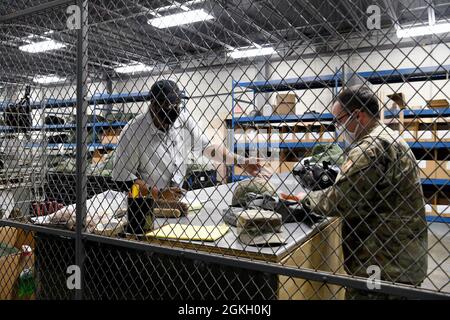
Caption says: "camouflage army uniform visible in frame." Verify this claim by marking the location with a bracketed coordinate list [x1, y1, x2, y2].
[302, 124, 428, 299]
[232, 177, 276, 207]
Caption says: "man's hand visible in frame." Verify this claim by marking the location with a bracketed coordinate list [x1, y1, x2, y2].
[134, 179, 149, 197]
[152, 186, 187, 201]
[280, 192, 306, 203]
[239, 157, 271, 177]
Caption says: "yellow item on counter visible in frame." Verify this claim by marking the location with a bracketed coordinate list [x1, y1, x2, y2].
[131, 184, 140, 198]
[146, 223, 229, 241]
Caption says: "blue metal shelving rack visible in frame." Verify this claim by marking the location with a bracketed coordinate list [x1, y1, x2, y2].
[0, 91, 153, 149]
[229, 65, 450, 222]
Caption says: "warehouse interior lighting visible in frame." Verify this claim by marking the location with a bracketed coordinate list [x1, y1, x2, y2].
[148, 9, 214, 28]
[19, 39, 66, 53]
[397, 22, 450, 38]
[114, 62, 153, 74]
[33, 75, 66, 84]
[228, 47, 276, 59]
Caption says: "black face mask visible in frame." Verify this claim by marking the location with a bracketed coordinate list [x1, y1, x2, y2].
[156, 107, 180, 128]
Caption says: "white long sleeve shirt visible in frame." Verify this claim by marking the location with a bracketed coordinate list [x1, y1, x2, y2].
[112, 110, 210, 189]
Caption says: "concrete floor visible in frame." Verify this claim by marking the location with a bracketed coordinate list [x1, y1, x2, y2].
[421, 222, 450, 294]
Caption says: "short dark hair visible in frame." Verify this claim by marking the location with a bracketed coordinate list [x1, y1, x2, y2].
[336, 86, 379, 117]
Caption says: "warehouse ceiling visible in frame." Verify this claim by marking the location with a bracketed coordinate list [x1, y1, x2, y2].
[0, 0, 450, 86]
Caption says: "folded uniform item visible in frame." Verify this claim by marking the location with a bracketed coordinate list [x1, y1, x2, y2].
[222, 207, 246, 227]
[237, 209, 286, 247]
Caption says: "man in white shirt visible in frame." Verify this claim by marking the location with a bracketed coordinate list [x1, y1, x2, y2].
[112, 80, 265, 195]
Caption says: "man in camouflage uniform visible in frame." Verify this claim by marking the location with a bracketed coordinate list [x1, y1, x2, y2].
[283, 86, 428, 299]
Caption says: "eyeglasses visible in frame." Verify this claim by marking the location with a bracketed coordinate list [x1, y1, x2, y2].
[332, 112, 350, 126]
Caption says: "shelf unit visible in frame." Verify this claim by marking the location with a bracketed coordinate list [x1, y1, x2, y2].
[228, 65, 450, 222]
[0, 91, 153, 149]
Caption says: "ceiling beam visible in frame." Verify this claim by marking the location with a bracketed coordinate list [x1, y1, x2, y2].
[299, 0, 339, 37]
[383, 0, 400, 29]
[341, 0, 366, 31]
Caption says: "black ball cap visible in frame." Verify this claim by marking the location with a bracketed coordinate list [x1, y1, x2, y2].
[150, 80, 189, 105]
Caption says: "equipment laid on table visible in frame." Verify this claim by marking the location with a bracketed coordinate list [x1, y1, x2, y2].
[309, 143, 344, 166]
[3, 85, 32, 132]
[31, 190, 128, 235]
[31, 201, 64, 217]
[237, 209, 286, 246]
[184, 155, 217, 190]
[293, 159, 339, 191]
[146, 223, 229, 241]
[231, 177, 276, 207]
[222, 207, 246, 227]
[224, 192, 325, 226]
[226, 176, 325, 227]
[153, 200, 188, 218]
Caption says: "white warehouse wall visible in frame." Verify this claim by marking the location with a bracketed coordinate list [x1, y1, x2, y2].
[14, 42, 450, 140]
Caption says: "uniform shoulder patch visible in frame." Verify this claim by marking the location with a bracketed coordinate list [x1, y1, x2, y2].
[341, 159, 354, 173]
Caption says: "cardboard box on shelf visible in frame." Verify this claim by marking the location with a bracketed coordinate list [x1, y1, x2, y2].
[436, 130, 450, 142]
[101, 134, 120, 145]
[92, 149, 104, 163]
[417, 160, 436, 180]
[234, 160, 282, 176]
[257, 133, 270, 143]
[435, 203, 450, 217]
[434, 161, 450, 180]
[309, 131, 321, 142]
[281, 133, 296, 143]
[295, 132, 308, 142]
[416, 130, 435, 142]
[279, 161, 297, 173]
[387, 92, 406, 109]
[101, 128, 121, 145]
[427, 99, 449, 109]
[270, 132, 281, 142]
[0, 227, 21, 300]
[424, 203, 434, 215]
[320, 131, 335, 142]
[401, 130, 416, 142]
[274, 93, 297, 115]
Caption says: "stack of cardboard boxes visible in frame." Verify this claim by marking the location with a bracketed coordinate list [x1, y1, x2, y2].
[0, 227, 34, 300]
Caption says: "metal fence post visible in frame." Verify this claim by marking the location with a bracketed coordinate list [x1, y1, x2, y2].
[75, 0, 88, 301]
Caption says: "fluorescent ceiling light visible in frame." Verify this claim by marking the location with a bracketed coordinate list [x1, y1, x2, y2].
[228, 47, 276, 59]
[33, 75, 66, 84]
[114, 63, 153, 74]
[397, 22, 450, 38]
[148, 9, 214, 28]
[19, 39, 66, 53]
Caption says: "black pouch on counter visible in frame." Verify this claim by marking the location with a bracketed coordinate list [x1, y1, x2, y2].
[244, 193, 325, 226]
[127, 197, 154, 235]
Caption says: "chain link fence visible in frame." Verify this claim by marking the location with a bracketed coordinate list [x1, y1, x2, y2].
[0, 0, 449, 300]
